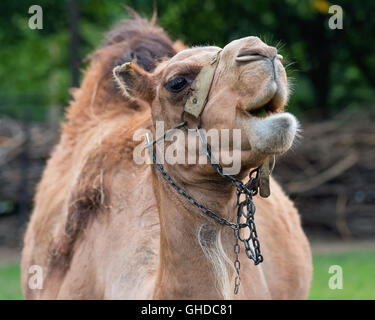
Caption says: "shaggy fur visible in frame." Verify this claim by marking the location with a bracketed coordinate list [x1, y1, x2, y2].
[21, 14, 312, 300]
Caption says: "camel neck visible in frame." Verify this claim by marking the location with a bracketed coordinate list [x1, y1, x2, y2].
[152, 166, 237, 299]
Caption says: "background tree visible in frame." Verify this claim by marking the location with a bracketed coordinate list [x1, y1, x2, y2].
[0, 0, 374, 120]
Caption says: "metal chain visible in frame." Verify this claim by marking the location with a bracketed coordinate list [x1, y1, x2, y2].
[197, 127, 263, 267]
[151, 149, 238, 229]
[146, 125, 264, 295]
[233, 228, 241, 294]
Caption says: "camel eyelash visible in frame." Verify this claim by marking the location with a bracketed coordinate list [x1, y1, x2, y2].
[164, 65, 202, 86]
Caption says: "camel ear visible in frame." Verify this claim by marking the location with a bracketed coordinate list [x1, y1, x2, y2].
[113, 61, 155, 103]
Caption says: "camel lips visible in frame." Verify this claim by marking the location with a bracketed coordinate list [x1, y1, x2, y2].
[248, 102, 273, 118]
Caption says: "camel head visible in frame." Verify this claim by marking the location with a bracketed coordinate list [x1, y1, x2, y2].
[114, 36, 298, 176]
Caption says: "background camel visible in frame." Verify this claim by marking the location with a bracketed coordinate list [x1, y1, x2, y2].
[21, 15, 312, 299]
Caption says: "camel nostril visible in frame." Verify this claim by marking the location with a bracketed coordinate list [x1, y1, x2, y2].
[236, 47, 268, 62]
[235, 54, 265, 62]
[237, 45, 278, 63]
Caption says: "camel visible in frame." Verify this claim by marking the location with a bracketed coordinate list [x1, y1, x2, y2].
[21, 14, 312, 300]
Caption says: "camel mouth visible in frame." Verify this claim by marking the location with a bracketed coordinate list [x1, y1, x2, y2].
[246, 98, 283, 118]
[240, 112, 299, 156]
[248, 102, 274, 118]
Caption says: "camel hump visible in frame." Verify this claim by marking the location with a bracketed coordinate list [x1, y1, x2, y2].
[104, 11, 176, 72]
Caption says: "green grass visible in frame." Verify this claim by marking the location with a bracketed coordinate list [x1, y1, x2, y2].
[0, 250, 374, 300]
[309, 250, 375, 300]
[0, 264, 23, 300]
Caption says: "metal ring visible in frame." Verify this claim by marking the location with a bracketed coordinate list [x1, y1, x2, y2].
[180, 111, 189, 130]
[269, 155, 276, 174]
[180, 110, 203, 130]
[249, 167, 260, 179]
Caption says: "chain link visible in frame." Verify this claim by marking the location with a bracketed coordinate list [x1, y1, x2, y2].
[233, 227, 241, 294]
[146, 125, 264, 295]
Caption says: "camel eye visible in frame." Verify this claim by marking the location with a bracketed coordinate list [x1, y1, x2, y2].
[165, 76, 189, 93]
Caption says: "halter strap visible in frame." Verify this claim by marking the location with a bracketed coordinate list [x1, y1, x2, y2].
[183, 50, 222, 118]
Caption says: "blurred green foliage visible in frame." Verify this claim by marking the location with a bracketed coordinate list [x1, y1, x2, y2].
[1, 250, 375, 299]
[0, 264, 22, 300]
[0, 0, 374, 121]
[309, 250, 375, 300]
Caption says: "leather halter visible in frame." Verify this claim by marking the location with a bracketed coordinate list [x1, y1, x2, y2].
[183, 50, 222, 120]
[181, 49, 273, 197]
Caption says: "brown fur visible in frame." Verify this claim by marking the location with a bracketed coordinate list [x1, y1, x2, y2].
[21, 14, 312, 299]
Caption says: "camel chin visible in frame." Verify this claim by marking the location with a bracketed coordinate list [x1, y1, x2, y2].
[242, 112, 299, 155]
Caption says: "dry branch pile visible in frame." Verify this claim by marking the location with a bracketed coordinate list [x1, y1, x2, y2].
[0, 118, 58, 214]
[274, 109, 375, 239]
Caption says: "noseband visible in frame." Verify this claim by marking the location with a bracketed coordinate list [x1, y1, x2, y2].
[183, 50, 222, 121]
[145, 49, 274, 295]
